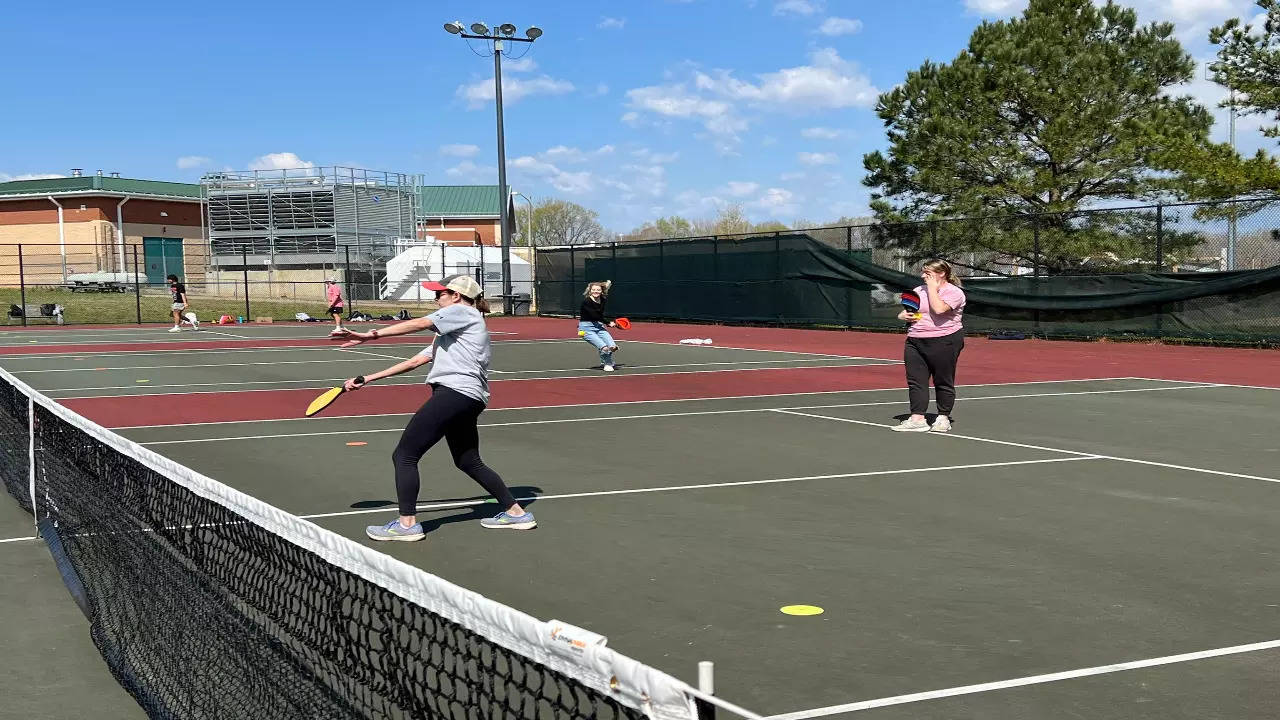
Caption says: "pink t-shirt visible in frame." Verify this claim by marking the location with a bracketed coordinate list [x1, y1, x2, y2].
[325, 284, 343, 306]
[907, 283, 966, 338]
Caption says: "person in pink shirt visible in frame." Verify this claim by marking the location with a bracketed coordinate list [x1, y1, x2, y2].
[324, 279, 345, 336]
[892, 259, 966, 433]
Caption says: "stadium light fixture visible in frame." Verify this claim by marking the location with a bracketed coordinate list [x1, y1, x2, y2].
[444, 20, 544, 313]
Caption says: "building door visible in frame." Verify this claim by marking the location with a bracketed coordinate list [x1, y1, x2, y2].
[143, 238, 185, 285]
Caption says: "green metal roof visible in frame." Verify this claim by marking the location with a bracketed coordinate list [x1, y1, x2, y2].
[417, 185, 501, 217]
[0, 176, 201, 200]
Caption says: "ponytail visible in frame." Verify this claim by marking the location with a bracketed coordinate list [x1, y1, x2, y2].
[473, 295, 491, 313]
[922, 259, 961, 287]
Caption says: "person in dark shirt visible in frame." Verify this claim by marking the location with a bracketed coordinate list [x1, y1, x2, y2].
[578, 280, 619, 371]
[166, 274, 197, 332]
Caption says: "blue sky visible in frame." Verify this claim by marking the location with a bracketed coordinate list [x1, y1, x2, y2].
[0, 0, 1271, 232]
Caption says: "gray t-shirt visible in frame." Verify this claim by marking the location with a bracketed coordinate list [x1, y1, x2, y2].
[417, 304, 491, 404]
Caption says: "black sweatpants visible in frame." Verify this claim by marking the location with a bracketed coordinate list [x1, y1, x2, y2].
[904, 331, 965, 416]
[393, 385, 517, 516]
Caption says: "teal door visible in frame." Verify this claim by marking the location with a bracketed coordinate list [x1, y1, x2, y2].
[143, 238, 185, 285]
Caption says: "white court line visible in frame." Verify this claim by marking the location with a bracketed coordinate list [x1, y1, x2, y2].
[1125, 376, 1280, 391]
[110, 378, 1147, 429]
[10, 357, 379, 373]
[337, 347, 417, 362]
[0, 535, 38, 544]
[771, 409, 1280, 485]
[135, 384, 1218, 445]
[760, 638, 1280, 720]
[298, 457, 1102, 521]
[621, 338, 891, 362]
[0, 337, 576, 361]
[489, 357, 892, 374]
[51, 362, 883, 398]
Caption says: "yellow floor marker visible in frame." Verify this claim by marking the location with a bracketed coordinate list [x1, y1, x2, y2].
[780, 605, 824, 616]
[346, 441, 368, 447]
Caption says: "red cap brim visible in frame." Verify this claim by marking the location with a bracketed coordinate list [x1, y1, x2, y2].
[422, 281, 448, 292]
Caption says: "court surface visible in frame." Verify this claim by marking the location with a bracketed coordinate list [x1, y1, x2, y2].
[1, 319, 1277, 720]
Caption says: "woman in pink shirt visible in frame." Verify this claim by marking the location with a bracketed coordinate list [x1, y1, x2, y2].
[324, 279, 345, 336]
[892, 259, 966, 433]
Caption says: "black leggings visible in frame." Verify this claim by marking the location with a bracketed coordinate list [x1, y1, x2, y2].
[904, 331, 965, 416]
[393, 385, 517, 516]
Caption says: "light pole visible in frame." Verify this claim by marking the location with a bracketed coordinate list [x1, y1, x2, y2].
[444, 21, 543, 313]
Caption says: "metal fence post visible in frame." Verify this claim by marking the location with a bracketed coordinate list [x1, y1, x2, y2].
[846, 226, 854, 329]
[344, 245, 354, 316]
[132, 245, 142, 325]
[17, 244, 26, 327]
[242, 248, 251, 321]
[1154, 203, 1164, 271]
[1031, 218, 1041, 334]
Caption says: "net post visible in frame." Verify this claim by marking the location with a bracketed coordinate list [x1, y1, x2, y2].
[695, 661, 716, 720]
[17, 244, 26, 327]
[132, 244, 142, 325]
[242, 248, 251, 321]
[27, 395, 36, 527]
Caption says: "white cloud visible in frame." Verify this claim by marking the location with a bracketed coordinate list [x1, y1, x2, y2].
[779, 171, 807, 181]
[539, 145, 617, 164]
[594, 83, 610, 96]
[458, 75, 575, 108]
[801, 127, 842, 139]
[444, 160, 496, 183]
[726, 181, 760, 197]
[693, 48, 880, 110]
[751, 187, 798, 214]
[598, 17, 626, 29]
[511, 155, 596, 194]
[798, 151, 838, 165]
[623, 51, 879, 143]
[503, 57, 538, 73]
[439, 144, 480, 158]
[625, 84, 746, 139]
[775, 0, 823, 16]
[963, 0, 1024, 15]
[632, 148, 681, 164]
[0, 172, 65, 182]
[248, 152, 314, 171]
[176, 156, 212, 169]
[817, 17, 862, 36]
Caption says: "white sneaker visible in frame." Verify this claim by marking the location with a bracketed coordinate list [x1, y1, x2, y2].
[891, 417, 931, 432]
[330, 328, 345, 336]
[930, 416, 951, 433]
[191, 320, 200, 331]
[168, 326, 181, 333]
[603, 365, 615, 372]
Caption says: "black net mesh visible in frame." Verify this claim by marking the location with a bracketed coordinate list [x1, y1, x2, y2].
[0, 376, 30, 512]
[1, 371, 680, 720]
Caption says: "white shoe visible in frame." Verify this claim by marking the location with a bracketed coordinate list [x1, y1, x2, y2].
[330, 328, 345, 336]
[603, 365, 615, 372]
[890, 417, 931, 432]
[191, 321, 199, 331]
[930, 416, 951, 433]
[168, 326, 181, 333]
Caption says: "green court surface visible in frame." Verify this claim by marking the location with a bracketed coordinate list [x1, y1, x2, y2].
[1, 328, 1278, 719]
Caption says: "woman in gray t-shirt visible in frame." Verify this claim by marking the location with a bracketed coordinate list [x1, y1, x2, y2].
[338, 274, 534, 542]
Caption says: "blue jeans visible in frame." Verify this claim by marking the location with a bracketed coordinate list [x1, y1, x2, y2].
[579, 321, 616, 366]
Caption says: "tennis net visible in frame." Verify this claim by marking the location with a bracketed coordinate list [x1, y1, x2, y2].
[0, 366, 726, 720]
